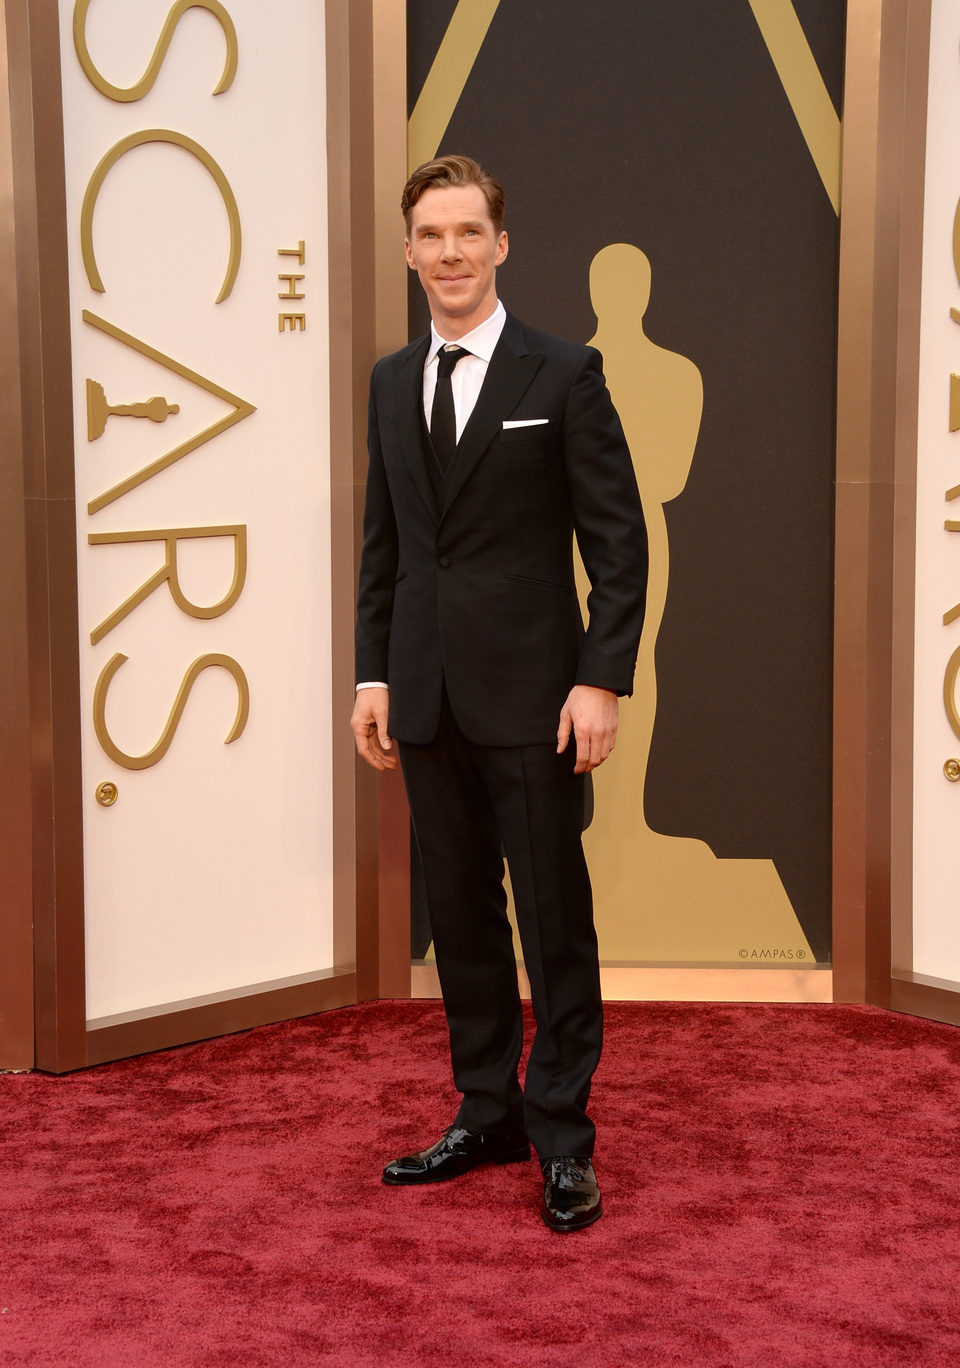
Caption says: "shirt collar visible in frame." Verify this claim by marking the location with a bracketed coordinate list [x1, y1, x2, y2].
[429, 300, 506, 365]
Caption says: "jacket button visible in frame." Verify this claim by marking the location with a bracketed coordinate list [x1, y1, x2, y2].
[438, 556, 451, 568]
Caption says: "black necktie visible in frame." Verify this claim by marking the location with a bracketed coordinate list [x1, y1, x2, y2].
[431, 345, 470, 472]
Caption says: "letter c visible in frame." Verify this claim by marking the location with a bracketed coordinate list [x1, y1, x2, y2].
[80, 130, 242, 303]
[944, 643, 960, 742]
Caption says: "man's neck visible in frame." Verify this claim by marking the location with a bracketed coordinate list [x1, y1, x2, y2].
[431, 297, 500, 344]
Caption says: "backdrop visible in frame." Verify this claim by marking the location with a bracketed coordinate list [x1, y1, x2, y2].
[407, 0, 842, 965]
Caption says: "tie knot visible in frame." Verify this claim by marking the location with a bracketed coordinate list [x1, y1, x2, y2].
[437, 344, 469, 380]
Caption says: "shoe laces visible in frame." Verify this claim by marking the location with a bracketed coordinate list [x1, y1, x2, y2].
[548, 1155, 588, 1182]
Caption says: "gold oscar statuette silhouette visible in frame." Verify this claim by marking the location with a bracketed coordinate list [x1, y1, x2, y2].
[580, 243, 813, 962]
[421, 245, 813, 974]
[86, 378, 179, 442]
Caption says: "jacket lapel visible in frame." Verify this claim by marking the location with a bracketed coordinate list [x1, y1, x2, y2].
[392, 333, 439, 521]
[440, 315, 544, 518]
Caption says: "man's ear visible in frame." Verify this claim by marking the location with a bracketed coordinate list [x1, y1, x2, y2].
[496, 231, 509, 266]
[404, 239, 416, 269]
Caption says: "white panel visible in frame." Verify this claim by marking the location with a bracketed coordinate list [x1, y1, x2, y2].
[58, 1, 334, 1017]
[913, 0, 960, 980]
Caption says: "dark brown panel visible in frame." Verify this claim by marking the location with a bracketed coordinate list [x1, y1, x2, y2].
[336, 0, 410, 1003]
[334, 0, 383, 1004]
[832, 0, 930, 1004]
[0, 0, 35, 1071]
[84, 972, 358, 1069]
[4, 0, 86, 1070]
[327, 0, 361, 980]
[888, 0, 929, 978]
[832, 0, 878, 995]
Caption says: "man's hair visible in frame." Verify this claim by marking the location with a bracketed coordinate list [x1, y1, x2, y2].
[401, 155, 505, 233]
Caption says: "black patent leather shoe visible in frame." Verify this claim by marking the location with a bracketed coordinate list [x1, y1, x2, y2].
[541, 1156, 603, 1231]
[382, 1124, 530, 1185]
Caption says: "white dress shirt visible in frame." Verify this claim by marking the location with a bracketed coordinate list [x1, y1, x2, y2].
[422, 300, 506, 438]
[357, 301, 507, 692]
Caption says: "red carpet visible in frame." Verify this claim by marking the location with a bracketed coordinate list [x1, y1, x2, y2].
[3, 1000, 960, 1367]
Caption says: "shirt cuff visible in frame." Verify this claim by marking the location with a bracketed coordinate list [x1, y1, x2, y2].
[356, 681, 388, 691]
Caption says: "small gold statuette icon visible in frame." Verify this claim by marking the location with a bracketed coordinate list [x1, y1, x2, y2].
[944, 758, 960, 783]
[86, 378, 180, 442]
[95, 781, 118, 807]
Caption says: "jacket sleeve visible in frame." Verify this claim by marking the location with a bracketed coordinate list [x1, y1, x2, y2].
[355, 366, 399, 685]
[563, 346, 648, 695]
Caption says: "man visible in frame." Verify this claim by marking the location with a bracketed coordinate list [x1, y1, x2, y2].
[351, 155, 647, 1231]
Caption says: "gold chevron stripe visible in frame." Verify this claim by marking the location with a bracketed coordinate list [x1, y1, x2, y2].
[407, 0, 501, 172]
[408, 1, 840, 212]
[747, 0, 841, 214]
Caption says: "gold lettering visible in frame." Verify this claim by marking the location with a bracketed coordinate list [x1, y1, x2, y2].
[87, 378, 179, 441]
[944, 199, 960, 734]
[278, 241, 305, 265]
[73, 0, 238, 104]
[278, 273, 305, 300]
[94, 652, 249, 771]
[945, 644, 960, 742]
[80, 130, 242, 303]
[88, 526, 247, 645]
[83, 311, 255, 514]
[944, 488, 960, 622]
[278, 312, 306, 333]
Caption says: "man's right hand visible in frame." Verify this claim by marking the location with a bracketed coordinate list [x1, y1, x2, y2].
[350, 687, 398, 771]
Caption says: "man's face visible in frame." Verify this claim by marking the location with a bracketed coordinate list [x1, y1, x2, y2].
[404, 184, 508, 337]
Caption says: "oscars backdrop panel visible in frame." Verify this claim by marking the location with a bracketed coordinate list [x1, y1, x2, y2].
[407, 0, 842, 965]
[58, 0, 333, 1019]
[913, 0, 960, 984]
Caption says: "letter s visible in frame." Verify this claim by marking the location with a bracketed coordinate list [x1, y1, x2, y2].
[93, 652, 249, 771]
[73, 0, 238, 103]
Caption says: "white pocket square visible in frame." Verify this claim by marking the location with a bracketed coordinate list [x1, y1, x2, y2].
[503, 418, 549, 429]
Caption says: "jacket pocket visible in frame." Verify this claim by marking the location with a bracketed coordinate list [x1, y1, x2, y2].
[499, 424, 551, 445]
[504, 572, 575, 596]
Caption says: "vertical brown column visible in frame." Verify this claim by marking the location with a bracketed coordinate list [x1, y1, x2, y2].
[371, 0, 413, 999]
[328, 0, 361, 985]
[1, 0, 86, 1072]
[329, 0, 411, 1003]
[0, 1, 34, 1072]
[832, 0, 930, 1004]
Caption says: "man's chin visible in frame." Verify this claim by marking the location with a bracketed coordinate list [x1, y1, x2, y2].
[433, 301, 475, 322]
[435, 290, 474, 309]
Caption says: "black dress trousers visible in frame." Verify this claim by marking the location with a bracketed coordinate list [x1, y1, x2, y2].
[398, 691, 603, 1161]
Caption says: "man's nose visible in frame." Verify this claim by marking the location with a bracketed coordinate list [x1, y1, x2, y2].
[440, 236, 461, 260]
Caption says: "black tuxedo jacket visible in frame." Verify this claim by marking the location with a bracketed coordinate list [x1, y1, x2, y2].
[355, 312, 648, 747]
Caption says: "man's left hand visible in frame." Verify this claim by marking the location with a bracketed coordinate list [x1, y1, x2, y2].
[557, 685, 619, 774]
